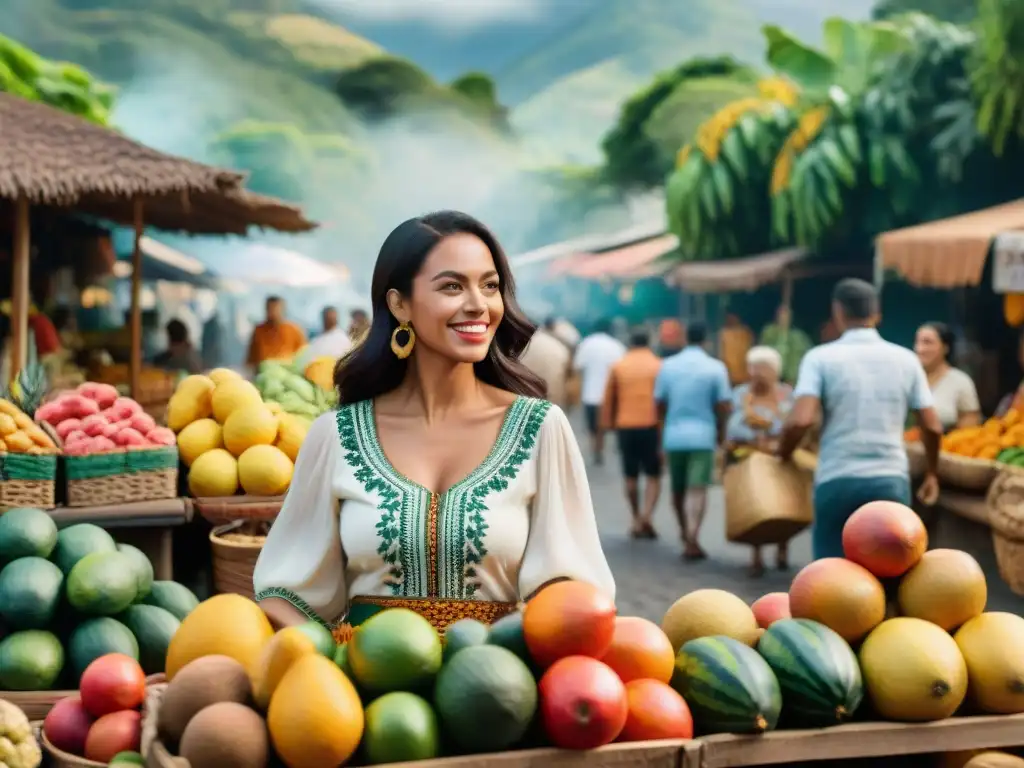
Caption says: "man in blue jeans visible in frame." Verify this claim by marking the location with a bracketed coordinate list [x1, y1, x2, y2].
[777, 279, 943, 559]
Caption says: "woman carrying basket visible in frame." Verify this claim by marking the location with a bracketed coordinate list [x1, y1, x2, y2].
[252, 211, 615, 637]
[724, 346, 794, 578]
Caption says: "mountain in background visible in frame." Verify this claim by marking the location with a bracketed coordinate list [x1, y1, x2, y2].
[310, 0, 877, 162]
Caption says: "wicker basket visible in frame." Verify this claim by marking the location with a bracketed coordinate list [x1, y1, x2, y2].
[41, 729, 106, 768]
[723, 450, 813, 546]
[937, 452, 999, 492]
[141, 683, 191, 768]
[210, 521, 268, 599]
[0, 451, 57, 509]
[65, 446, 179, 507]
[193, 495, 284, 526]
[987, 469, 1024, 595]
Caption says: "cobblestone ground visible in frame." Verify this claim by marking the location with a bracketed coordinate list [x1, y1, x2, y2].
[573, 414, 1024, 621]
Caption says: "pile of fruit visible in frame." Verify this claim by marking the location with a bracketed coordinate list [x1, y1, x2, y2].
[938, 412, 1023, 462]
[661, 500, 1024, 733]
[255, 359, 336, 421]
[0, 507, 200, 690]
[168, 370, 306, 497]
[42, 653, 150, 764]
[36, 384, 175, 455]
[152, 581, 694, 767]
[0, 398, 58, 455]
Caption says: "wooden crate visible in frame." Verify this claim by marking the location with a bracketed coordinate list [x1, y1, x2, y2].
[695, 715, 1024, 767]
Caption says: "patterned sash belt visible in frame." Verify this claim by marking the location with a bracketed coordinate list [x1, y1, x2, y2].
[332, 596, 519, 643]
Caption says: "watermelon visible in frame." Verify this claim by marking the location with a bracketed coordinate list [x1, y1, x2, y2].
[757, 618, 864, 727]
[671, 635, 782, 735]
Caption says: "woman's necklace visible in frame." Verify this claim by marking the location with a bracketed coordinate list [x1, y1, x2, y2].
[743, 386, 780, 428]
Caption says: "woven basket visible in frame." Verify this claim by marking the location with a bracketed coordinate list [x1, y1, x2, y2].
[41, 729, 106, 768]
[987, 469, 1024, 595]
[723, 450, 813, 546]
[193, 495, 284, 526]
[937, 452, 999, 492]
[0, 451, 57, 509]
[210, 521, 268, 599]
[141, 684, 190, 768]
[65, 446, 179, 507]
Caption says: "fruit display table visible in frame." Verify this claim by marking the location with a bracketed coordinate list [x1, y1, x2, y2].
[46, 497, 191, 580]
[695, 714, 1024, 767]
[146, 736, 702, 768]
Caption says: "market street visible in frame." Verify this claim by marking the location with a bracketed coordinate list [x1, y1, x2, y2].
[574, 414, 1024, 622]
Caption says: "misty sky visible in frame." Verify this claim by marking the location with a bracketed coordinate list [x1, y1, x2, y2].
[312, 0, 547, 29]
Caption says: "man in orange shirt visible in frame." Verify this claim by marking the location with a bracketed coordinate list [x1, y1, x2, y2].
[246, 296, 307, 371]
[719, 312, 754, 385]
[601, 328, 663, 539]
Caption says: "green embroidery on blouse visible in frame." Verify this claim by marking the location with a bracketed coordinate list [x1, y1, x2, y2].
[338, 397, 552, 600]
[445, 398, 551, 597]
[254, 586, 340, 629]
[337, 403, 413, 593]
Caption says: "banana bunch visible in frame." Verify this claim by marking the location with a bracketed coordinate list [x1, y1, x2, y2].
[694, 97, 770, 161]
[667, 81, 795, 259]
[770, 87, 864, 245]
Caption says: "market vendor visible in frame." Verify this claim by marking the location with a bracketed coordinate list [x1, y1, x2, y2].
[913, 322, 981, 431]
[253, 211, 615, 637]
[778, 279, 943, 560]
[724, 346, 793, 577]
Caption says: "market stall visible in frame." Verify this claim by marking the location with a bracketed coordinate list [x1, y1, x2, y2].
[6, 498, 1024, 768]
[877, 201, 1024, 597]
[0, 93, 317, 574]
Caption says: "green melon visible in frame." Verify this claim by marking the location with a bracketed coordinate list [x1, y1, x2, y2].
[757, 618, 864, 727]
[671, 635, 782, 735]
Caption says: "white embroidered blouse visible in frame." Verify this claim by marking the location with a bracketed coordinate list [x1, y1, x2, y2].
[253, 396, 615, 626]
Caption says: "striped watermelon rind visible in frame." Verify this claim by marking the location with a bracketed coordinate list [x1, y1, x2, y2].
[671, 635, 783, 735]
[757, 618, 864, 727]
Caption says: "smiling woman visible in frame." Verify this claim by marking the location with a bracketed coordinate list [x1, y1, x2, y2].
[253, 210, 615, 636]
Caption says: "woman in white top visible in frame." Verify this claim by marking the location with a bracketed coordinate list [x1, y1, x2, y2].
[253, 211, 615, 636]
[913, 322, 981, 431]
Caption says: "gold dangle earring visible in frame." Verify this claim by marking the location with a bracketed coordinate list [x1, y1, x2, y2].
[390, 322, 416, 359]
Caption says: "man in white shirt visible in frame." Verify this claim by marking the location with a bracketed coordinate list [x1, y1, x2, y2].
[574, 318, 627, 464]
[301, 305, 354, 365]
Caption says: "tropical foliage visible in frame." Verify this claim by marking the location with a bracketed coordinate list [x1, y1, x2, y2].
[0, 34, 115, 124]
[661, 3, 1024, 261]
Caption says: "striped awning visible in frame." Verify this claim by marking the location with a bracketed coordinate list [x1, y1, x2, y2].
[666, 247, 808, 293]
[553, 234, 679, 279]
[876, 200, 1024, 288]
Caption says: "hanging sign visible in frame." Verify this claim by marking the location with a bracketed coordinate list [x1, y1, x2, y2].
[993, 232, 1024, 294]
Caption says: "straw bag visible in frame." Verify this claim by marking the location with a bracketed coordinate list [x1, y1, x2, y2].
[938, 452, 999, 492]
[987, 468, 1024, 595]
[724, 450, 813, 545]
[210, 520, 268, 599]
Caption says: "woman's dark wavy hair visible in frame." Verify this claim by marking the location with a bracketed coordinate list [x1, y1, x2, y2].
[334, 211, 546, 404]
[921, 321, 956, 365]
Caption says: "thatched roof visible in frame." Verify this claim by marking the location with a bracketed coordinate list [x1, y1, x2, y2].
[0, 93, 317, 234]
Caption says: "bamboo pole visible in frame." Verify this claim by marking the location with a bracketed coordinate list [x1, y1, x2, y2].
[129, 199, 144, 399]
[10, 198, 31, 383]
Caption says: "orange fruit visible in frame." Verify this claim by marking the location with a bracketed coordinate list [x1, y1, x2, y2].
[600, 617, 675, 684]
[617, 679, 693, 742]
[523, 581, 616, 668]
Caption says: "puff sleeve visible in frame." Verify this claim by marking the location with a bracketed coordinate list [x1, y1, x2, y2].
[253, 412, 347, 627]
[519, 404, 616, 601]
